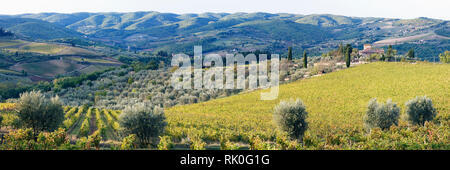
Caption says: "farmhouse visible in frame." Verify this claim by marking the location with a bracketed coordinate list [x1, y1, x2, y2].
[359, 44, 384, 56]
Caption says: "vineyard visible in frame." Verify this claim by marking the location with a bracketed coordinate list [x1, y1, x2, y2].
[0, 103, 122, 141]
[62, 106, 121, 140]
[1, 62, 450, 149]
[165, 62, 450, 149]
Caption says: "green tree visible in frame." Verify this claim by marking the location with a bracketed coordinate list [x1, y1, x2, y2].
[157, 50, 169, 57]
[16, 91, 64, 137]
[337, 43, 344, 56]
[287, 47, 293, 61]
[406, 48, 415, 59]
[439, 51, 450, 63]
[119, 103, 167, 147]
[405, 96, 437, 126]
[273, 99, 308, 143]
[386, 45, 396, 61]
[345, 44, 352, 68]
[128, 76, 134, 84]
[364, 98, 400, 130]
[303, 50, 307, 68]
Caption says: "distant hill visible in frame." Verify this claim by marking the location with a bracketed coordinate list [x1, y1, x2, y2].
[0, 17, 82, 40]
[0, 12, 447, 57]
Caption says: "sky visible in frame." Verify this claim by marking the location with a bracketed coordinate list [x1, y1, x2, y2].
[0, 0, 449, 20]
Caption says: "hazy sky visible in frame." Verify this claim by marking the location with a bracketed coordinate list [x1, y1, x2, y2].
[1, 0, 449, 20]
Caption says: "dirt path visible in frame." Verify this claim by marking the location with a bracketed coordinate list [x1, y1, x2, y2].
[89, 111, 98, 135]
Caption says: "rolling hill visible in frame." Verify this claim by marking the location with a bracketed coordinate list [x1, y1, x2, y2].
[0, 17, 82, 40]
[5, 12, 446, 57]
[165, 62, 450, 149]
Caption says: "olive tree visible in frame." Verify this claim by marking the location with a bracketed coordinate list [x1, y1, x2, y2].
[364, 98, 400, 130]
[405, 96, 437, 126]
[273, 99, 308, 143]
[16, 91, 64, 136]
[119, 103, 167, 147]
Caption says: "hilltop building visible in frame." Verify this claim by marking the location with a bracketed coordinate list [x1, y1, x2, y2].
[359, 44, 384, 56]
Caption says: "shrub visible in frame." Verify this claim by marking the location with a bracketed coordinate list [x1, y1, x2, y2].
[76, 137, 89, 150]
[405, 96, 437, 126]
[157, 136, 174, 150]
[16, 91, 64, 136]
[220, 140, 240, 150]
[119, 103, 167, 147]
[87, 131, 102, 150]
[79, 119, 90, 137]
[2, 128, 70, 150]
[120, 134, 137, 150]
[273, 99, 308, 143]
[364, 98, 400, 130]
[189, 135, 206, 150]
[249, 135, 276, 150]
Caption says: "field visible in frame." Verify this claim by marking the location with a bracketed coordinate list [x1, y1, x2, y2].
[62, 106, 121, 141]
[9, 60, 84, 78]
[374, 32, 450, 47]
[0, 104, 121, 142]
[0, 39, 27, 48]
[165, 62, 450, 149]
[1, 62, 449, 150]
[0, 39, 100, 56]
[67, 57, 121, 65]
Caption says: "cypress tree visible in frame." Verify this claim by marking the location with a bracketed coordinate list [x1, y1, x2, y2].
[303, 50, 307, 68]
[345, 44, 352, 68]
[407, 48, 415, 59]
[288, 47, 293, 61]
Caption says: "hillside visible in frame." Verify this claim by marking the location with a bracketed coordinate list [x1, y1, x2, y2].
[0, 17, 82, 40]
[0, 38, 121, 82]
[8, 12, 448, 58]
[165, 62, 450, 149]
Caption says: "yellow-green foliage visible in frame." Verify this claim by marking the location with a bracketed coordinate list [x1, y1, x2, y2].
[120, 134, 137, 150]
[439, 51, 450, 63]
[94, 108, 106, 137]
[104, 110, 119, 131]
[1, 128, 70, 150]
[63, 107, 78, 129]
[109, 110, 121, 120]
[73, 106, 85, 120]
[157, 136, 174, 150]
[165, 62, 450, 149]
[6, 42, 66, 54]
[0, 39, 26, 48]
[0, 103, 15, 111]
[79, 108, 92, 137]
[0, 103, 20, 128]
[63, 106, 71, 112]
[64, 107, 77, 119]
[87, 131, 102, 150]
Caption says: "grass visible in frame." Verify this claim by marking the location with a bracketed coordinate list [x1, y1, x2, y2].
[165, 62, 450, 149]
[0, 69, 22, 76]
[0, 39, 99, 56]
[4, 42, 66, 54]
[67, 57, 119, 65]
[10, 60, 83, 77]
[0, 39, 26, 48]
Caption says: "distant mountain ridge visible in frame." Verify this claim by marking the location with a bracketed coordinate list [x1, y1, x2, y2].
[0, 12, 448, 56]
